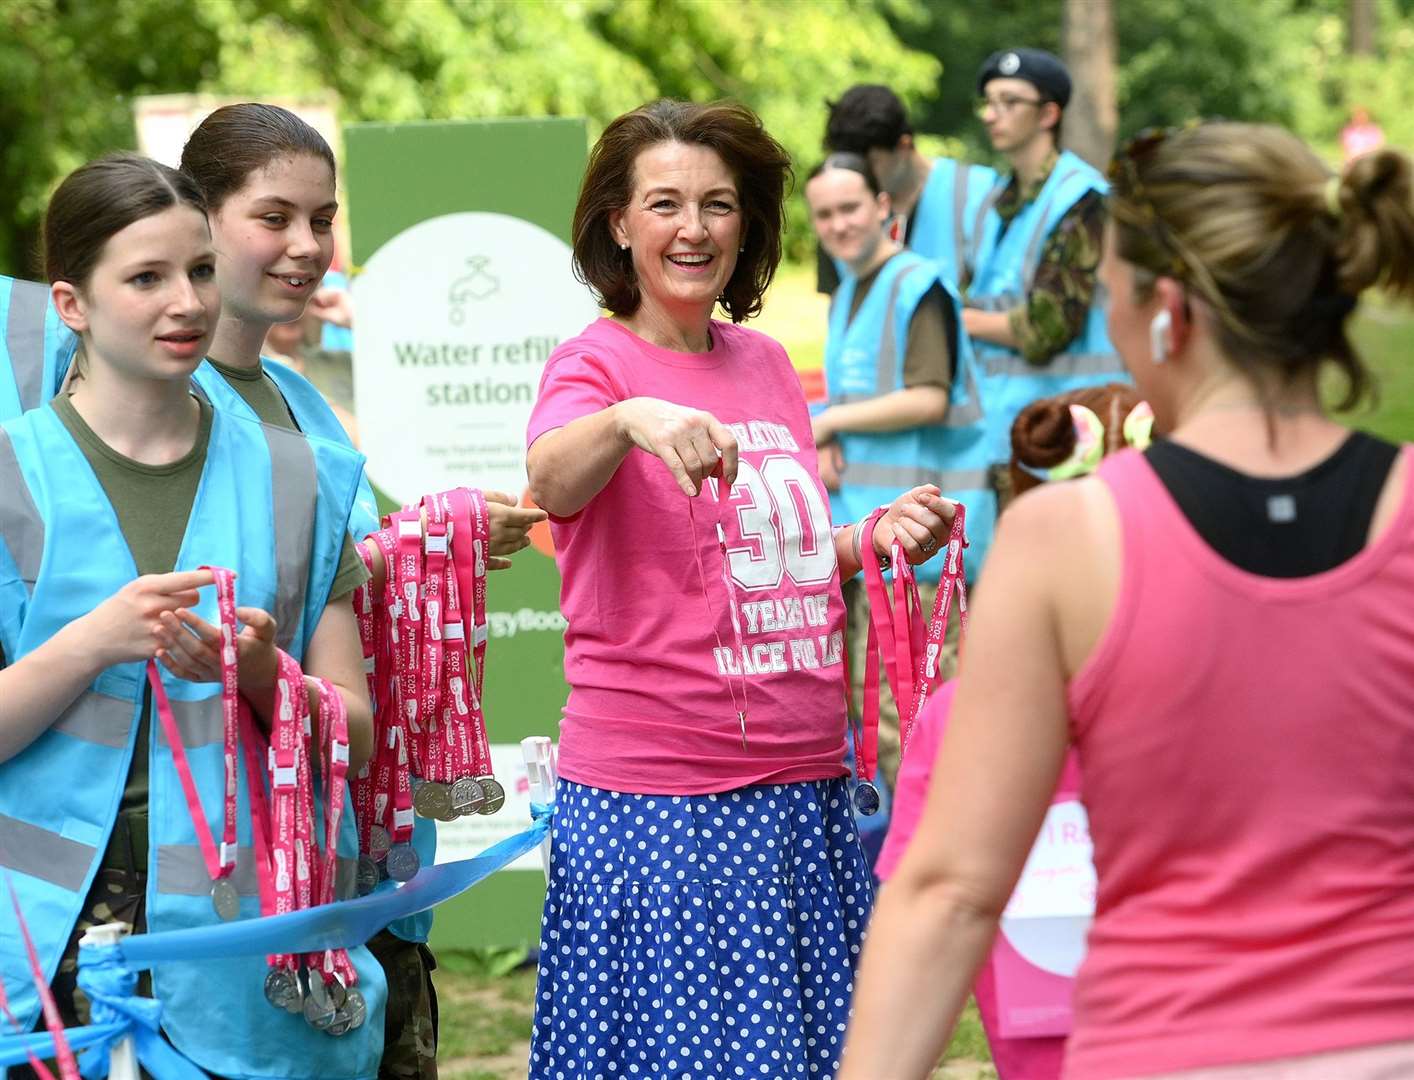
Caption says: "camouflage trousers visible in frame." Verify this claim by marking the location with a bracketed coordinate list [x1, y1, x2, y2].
[367, 929, 440, 1080]
[843, 575, 962, 790]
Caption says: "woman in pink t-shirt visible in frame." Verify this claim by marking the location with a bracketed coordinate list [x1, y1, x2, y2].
[523, 99, 958, 1080]
[841, 124, 1414, 1079]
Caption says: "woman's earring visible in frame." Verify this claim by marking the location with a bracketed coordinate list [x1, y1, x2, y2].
[620, 243, 629, 251]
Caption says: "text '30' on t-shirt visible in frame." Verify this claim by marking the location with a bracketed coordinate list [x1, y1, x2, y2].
[527, 318, 850, 795]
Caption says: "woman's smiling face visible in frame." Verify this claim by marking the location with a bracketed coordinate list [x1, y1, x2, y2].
[609, 141, 743, 322]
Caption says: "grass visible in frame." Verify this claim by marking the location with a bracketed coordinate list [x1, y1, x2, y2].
[433, 957, 995, 1080]
[433, 274, 1414, 1079]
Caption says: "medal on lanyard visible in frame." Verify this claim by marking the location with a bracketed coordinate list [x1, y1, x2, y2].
[145, 565, 241, 919]
[442, 550, 485, 819]
[442, 487, 502, 815]
[367, 526, 403, 861]
[350, 545, 383, 894]
[687, 476, 751, 748]
[902, 504, 969, 750]
[465, 488, 504, 813]
[853, 502, 971, 815]
[244, 707, 303, 1013]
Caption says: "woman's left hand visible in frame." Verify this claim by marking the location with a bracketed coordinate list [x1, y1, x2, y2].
[871, 485, 956, 566]
[155, 605, 279, 694]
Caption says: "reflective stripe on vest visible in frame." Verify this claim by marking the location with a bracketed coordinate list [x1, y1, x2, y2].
[983, 351, 1127, 378]
[952, 162, 971, 288]
[0, 813, 96, 892]
[0, 427, 43, 589]
[842, 462, 992, 493]
[265, 423, 317, 652]
[52, 693, 133, 749]
[7, 279, 49, 413]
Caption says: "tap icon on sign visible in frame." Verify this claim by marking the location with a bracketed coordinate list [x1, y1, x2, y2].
[449, 256, 500, 325]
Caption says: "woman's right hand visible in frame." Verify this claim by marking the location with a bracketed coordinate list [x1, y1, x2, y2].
[83, 569, 215, 667]
[484, 490, 548, 568]
[613, 397, 739, 497]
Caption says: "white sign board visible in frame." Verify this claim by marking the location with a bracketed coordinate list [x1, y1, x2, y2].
[353, 212, 600, 506]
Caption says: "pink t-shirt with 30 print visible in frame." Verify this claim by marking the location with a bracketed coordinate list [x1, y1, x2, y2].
[527, 317, 850, 795]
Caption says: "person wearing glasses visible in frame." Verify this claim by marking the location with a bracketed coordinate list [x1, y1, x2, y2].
[838, 120, 1414, 1078]
[963, 48, 1128, 503]
[819, 85, 997, 296]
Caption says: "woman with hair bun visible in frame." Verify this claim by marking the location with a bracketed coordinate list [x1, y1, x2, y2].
[842, 122, 1414, 1078]
[875, 381, 1147, 1080]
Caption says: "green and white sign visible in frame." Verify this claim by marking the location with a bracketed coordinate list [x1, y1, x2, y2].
[347, 117, 589, 949]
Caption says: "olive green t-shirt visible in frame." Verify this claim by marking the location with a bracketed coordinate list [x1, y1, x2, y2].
[206, 358, 369, 601]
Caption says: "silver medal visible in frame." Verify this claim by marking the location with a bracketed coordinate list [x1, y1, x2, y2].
[852, 781, 881, 816]
[385, 842, 421, 883]
[368, 823, 392, 859]
[355, 854, 382, 896]
[475, 776, 506, 816]
[342, 987, 367, 1030]
[449, 776, 485, 816]
[303, 974, 338, 1030]
[210, 878, 241, 922]
[413, 780, 453, 821]
[325, 1008, 352, 1037]
[263, 968, 301, 1012]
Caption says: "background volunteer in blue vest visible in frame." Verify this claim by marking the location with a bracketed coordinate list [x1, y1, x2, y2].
[819, 85, 995, 295]
[963, 50, 1109, 494]
[806, 152, 959, 791]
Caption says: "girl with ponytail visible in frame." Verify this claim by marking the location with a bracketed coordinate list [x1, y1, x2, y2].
[843, 123, 1414, 1078]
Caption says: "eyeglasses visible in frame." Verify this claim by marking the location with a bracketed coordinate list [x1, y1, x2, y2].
[974, 94, 1044, 118]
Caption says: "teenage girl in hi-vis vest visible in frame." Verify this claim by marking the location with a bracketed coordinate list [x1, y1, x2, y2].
[0, 154, 384, 1079]
[176, 102, 546, 1078]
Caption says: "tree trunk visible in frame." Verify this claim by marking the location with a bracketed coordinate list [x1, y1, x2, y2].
[1349, 0, 1377, 56]
[1061, 0, 1118, 170]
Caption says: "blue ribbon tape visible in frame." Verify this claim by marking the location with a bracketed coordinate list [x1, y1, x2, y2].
[2, 804, 555, 1076]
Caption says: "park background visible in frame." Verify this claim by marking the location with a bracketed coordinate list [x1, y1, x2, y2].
[6, 0, 1414, 1076]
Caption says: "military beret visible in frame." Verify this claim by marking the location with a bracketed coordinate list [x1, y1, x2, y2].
[976, 48, 1072, 108]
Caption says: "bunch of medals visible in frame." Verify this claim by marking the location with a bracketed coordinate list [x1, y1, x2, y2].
[851, 502, 970, 816]
[351, 488, 503, 897]
[150, 566, 366, 1034]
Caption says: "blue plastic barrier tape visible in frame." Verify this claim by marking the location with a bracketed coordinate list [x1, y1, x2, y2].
[1, 803, 555, 1078]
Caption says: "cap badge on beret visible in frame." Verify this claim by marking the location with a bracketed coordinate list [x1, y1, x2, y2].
[999, 52, 1021, 75]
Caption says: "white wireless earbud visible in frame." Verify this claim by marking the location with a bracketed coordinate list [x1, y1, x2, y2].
[1149, 309, 1172, 364]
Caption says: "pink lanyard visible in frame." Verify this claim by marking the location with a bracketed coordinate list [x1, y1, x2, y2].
[419, 496, 448, 771]
[3, 879, 79, 1079]
[688, 480, 751, 747]
[853, 504, 970, 812]
[144, 564, 240, 920]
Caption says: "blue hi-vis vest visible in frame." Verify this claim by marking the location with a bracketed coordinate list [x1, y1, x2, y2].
[908, 158, 1000, 290]
[191, 359, 434, 944]
[0, 405, 386, 1079]
[824, 250, 997, 581]
[967, 150, 1130, 462]
[0, 276, 79, 421]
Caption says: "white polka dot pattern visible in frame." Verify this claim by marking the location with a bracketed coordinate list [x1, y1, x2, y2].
[529, 779, 873, 1079]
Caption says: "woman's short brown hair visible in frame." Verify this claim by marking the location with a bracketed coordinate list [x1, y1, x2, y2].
[572, 99, 792, 323]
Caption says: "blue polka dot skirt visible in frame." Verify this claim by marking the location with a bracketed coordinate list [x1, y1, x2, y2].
[529, 778, 874, 1080]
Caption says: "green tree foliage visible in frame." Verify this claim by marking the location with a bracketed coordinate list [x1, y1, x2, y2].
[0, 0, 938, 273]
[891, 0, 1349, 161]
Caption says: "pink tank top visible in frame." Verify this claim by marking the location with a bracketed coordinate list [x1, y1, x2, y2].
[1063, 447, 1414, 1079]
